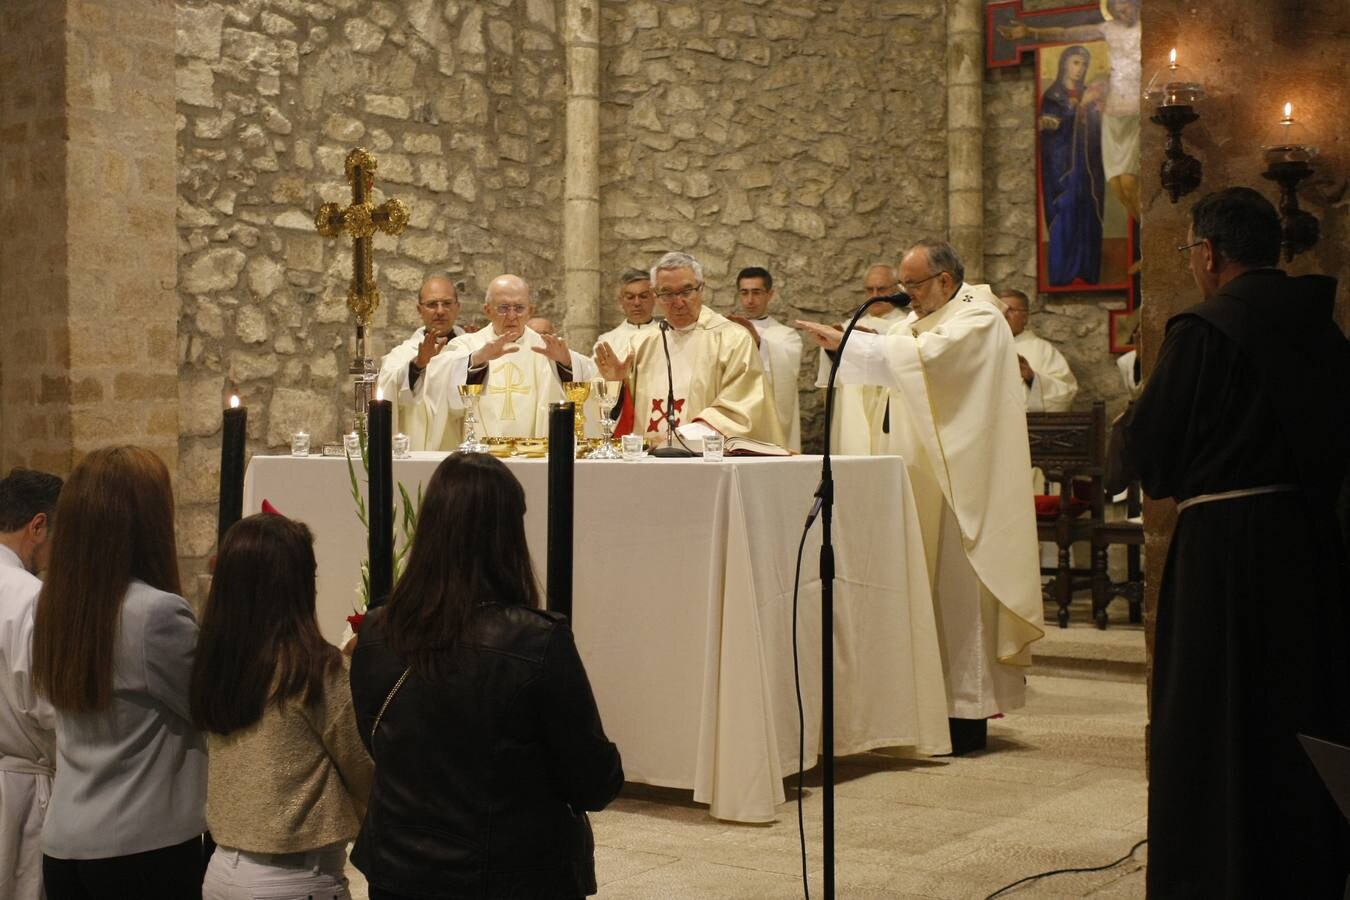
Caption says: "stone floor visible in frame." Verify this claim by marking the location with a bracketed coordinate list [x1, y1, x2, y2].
[345, 662, 1149, 899]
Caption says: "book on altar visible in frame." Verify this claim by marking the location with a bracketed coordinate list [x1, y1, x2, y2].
[724, 436, 791, 457]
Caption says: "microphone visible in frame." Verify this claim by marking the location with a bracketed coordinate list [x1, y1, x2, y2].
[869, 292, 911, 310]
[651, 319, 696, 458]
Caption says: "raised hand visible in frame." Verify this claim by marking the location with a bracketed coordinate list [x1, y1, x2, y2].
[415, 328, 451, 370]
[726, 314, 761, 347]
[531, 331, 573, 366]
[469, 331, 521, 368]
[593, 341, 633, 381]
[795, 320, 845, 352]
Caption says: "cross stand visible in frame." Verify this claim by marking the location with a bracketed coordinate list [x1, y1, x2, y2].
[313, 148, 409, 453]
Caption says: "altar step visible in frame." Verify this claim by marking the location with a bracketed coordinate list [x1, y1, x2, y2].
[1031, 602, 1147, 684]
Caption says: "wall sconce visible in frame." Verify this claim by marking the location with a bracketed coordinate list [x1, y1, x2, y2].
[1261, 102, 1320, 260]
[1144, 48, 1206, 203]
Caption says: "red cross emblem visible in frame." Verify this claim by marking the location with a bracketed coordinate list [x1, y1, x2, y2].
[647, 397, 685, 434]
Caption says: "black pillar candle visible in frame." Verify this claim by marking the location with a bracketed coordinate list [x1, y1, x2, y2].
[546, 402, 575, 621]
[367, 394, 395, 608]
[217, 396, 247, 545]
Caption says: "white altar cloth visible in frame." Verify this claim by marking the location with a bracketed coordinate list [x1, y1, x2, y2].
[243, 453, 950, 822]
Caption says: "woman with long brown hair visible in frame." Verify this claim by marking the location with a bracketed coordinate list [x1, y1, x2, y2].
[350, 452, 623, 900]
[191, 512, 372, 900]
[31, 446, 206, 899]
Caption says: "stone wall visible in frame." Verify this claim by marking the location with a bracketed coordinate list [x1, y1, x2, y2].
[981, 0, 1134, 418]
[0, 0, 69, 475]
[597, 0, 951, 448]
[173, 0, 568, 586]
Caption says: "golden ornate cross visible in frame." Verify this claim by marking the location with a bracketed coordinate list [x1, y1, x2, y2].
[489, 362, 530, 421]
[314, 148, 409, 328]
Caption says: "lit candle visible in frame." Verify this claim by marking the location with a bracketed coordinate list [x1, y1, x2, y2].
[1280, 102, 1295, 144]
[218, 395, 247, 545]
[366, 387, 394, 607]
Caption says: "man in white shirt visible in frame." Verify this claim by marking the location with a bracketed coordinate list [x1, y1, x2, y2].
[594, 270, 660, 363]
[0, 467, 60, 900]
[375, 275, 468, 450]
[799, 239, 1044, 753]
[1001, 289, 1078, 412]
[737, 267, 803, 451]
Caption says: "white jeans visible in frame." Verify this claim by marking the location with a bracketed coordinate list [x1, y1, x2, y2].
[203, 842, 350, 900]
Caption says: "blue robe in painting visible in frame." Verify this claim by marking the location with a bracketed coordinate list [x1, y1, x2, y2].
[1040, 82, 1105, 286]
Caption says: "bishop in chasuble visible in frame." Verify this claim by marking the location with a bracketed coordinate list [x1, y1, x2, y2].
[595, 252, 783, 448]
[799, 240, 1044, 735]
[416, 274, 595, 440]
[376, 275, 468, 450]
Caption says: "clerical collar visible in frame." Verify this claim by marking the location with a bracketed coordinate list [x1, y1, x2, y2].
[750, 315, 770, 321]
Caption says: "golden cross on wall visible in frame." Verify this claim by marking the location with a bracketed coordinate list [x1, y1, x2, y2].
[313, 148, 409, 328]
[488, 363, 530, 421]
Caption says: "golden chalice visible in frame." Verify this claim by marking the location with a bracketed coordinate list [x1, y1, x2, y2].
[456, 383, 488, 453]
[562, 381, 591, 441]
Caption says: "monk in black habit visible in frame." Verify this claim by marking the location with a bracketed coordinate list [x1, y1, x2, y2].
[1118, 187, 1350, 897]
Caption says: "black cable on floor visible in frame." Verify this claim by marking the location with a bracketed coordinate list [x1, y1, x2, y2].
[791, 514, 815, 900]
[983, 837, 1147, 899]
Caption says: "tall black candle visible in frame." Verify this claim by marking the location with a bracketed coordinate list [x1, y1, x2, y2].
[546, 401, 575, 621]
[217, 395, 247, 545]
[367, 392, 395, 608]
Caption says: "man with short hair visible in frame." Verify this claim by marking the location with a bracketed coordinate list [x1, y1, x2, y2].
[1000, 289, 1078, 412]
[525, 316, 556, 337]
[1118, 187, 1350, 895]
[799, 239, 1044, 752]
[595, 252, 783, 447]
[419, 274, 594, 439]
[376, 275, 468, 450]
[0, 467, 61, 900]
[737, 267, 803, 451]
[593, 270, 659, 362]
[825, 263, 911, 455]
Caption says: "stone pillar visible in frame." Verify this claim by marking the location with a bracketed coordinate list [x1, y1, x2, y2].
[0, 0, 177, 476]
[562, 0, 601, 349]
[0, 1, 70, 474]
[946, 0, 984, 279]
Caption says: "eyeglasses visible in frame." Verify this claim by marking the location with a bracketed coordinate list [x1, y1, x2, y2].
[864, 286, 899, 297]
[899, 272, 942, 293]
[621, 290, 654, 302]
[1176, 239, 1204, 253]
[420, 300, 459, 311]
[1005, 307, 1029, 315]
[491, 304, 529, 316]
[655, 284, 703, 303]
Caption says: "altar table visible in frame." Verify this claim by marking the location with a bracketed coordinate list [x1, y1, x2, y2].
[243, 453, 950, 822]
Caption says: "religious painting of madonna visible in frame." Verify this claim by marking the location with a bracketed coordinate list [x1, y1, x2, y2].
[1036, 41, 1133, 293]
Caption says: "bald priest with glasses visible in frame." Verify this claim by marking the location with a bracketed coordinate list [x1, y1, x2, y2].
[377, 275, 470, 450]
[594, 252, 784, 449]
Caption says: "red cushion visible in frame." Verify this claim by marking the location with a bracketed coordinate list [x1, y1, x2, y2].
[1034, 494, 1091, 520]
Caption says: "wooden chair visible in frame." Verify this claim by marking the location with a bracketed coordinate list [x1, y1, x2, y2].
[1027, 403, 1107, 628]
[1092, 481, 1144, 625]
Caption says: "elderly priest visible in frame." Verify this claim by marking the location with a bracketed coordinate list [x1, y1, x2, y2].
[375, 275, 468, 450]
[595, 252, 783, 448]
[799, 239, 1044, 753]
[416, 274, 594, 440]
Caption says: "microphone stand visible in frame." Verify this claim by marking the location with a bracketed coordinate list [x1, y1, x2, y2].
[808, 293, 908, 900]
[651, 319, 697, 458]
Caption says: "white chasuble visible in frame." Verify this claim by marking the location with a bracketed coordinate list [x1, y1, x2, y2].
[817, 306, 909, 455]
[1015, 329, 1078, 412]
[376, 326, 467, 451]
[751, 316, 803, 452]
[833, 284, 1045, 718]
[620, 307, 784, 446]
[427, 325, 589, 440]
[593, 319, 658, 362]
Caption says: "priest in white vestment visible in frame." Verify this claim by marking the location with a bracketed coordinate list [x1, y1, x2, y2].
[593, 269, 660, 361]
[737, 267, 803, 451]
[595, 252, 783, 448]
[799, 240, 1044, 749]
[375, 275, 468, 450]
[823, 264, 910, 455]
[420, 274, 593, 440]
[0, 468, 60, 900]
[1000, 289, 1078, 412]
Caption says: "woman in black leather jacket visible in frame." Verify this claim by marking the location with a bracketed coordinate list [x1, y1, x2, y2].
[350, 453, 623, 899]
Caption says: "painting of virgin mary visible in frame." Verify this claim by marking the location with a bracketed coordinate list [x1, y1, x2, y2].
[1039, 45, 1107, 286]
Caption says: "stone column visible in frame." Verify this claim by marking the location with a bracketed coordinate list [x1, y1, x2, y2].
[946, 0, 984, 279]
[562, 0, 601, 349]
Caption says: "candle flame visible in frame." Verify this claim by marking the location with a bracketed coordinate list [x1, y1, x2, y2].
[229, 395, 240, 409]
[375, 388, 384, 402]
[1283, 102, 1293, 120]
[1168, 48, 1177, 66]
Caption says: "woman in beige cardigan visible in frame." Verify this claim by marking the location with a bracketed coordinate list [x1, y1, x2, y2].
[191, 513, 373, 900]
